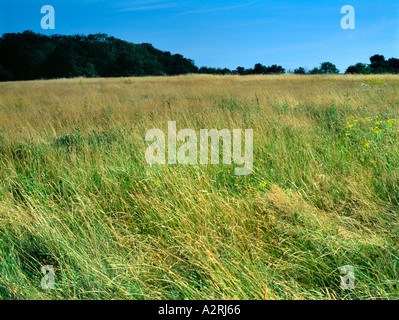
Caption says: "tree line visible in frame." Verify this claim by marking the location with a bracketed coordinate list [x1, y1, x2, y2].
[0, 31, 398, 81]
[345, 55, 399, 74]
[0, 31, 198, 81]
[199, 64, 285, 75]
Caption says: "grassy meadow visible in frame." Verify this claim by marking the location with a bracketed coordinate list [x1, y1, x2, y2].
[0, 74, 399, 299]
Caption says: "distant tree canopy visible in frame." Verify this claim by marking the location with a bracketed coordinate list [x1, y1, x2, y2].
[230, 64, 285, 75]
[198, 67, 232, 75]
[308, 62, 340, 75]
[294, 67, 306, 74]
[252, 63, 285, 75]
[197, 64, 286, 75]
[346, 55, 399, 74]
[0, 31, 287, 81]
[0, 31, 397, 81]
[345, 63, 371, 75]
[0, 31, 198, 81]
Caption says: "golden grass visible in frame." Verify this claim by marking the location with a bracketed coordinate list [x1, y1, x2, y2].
[0, 74, 398, 299]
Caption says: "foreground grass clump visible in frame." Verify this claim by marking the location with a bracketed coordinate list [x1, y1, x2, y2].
[0, 74, 398, 300]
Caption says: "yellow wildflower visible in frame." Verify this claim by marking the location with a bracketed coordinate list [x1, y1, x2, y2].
[372, 127, 383, 133]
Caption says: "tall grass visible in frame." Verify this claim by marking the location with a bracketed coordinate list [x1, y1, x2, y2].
[0, 74, 398, 299]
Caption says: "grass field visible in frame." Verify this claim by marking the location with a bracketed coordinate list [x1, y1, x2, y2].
[0, 74, 399, 300]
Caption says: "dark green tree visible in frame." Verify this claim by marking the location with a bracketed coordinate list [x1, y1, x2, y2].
[0, 31, 199, 81]
[345, 63, 371, 74]
[309, 67, 322, 74]
[369, 55, 390, 74]
[388, 58, 399, 73]
[294, 67, 306, 74]
[235, 67, 246, 75]
[319, 62, 340, 74]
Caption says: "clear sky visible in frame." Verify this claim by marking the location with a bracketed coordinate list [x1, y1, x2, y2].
[0, 0, 398, 72]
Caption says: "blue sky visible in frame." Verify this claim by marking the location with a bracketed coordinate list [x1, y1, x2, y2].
[0, 0, 398, 72]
